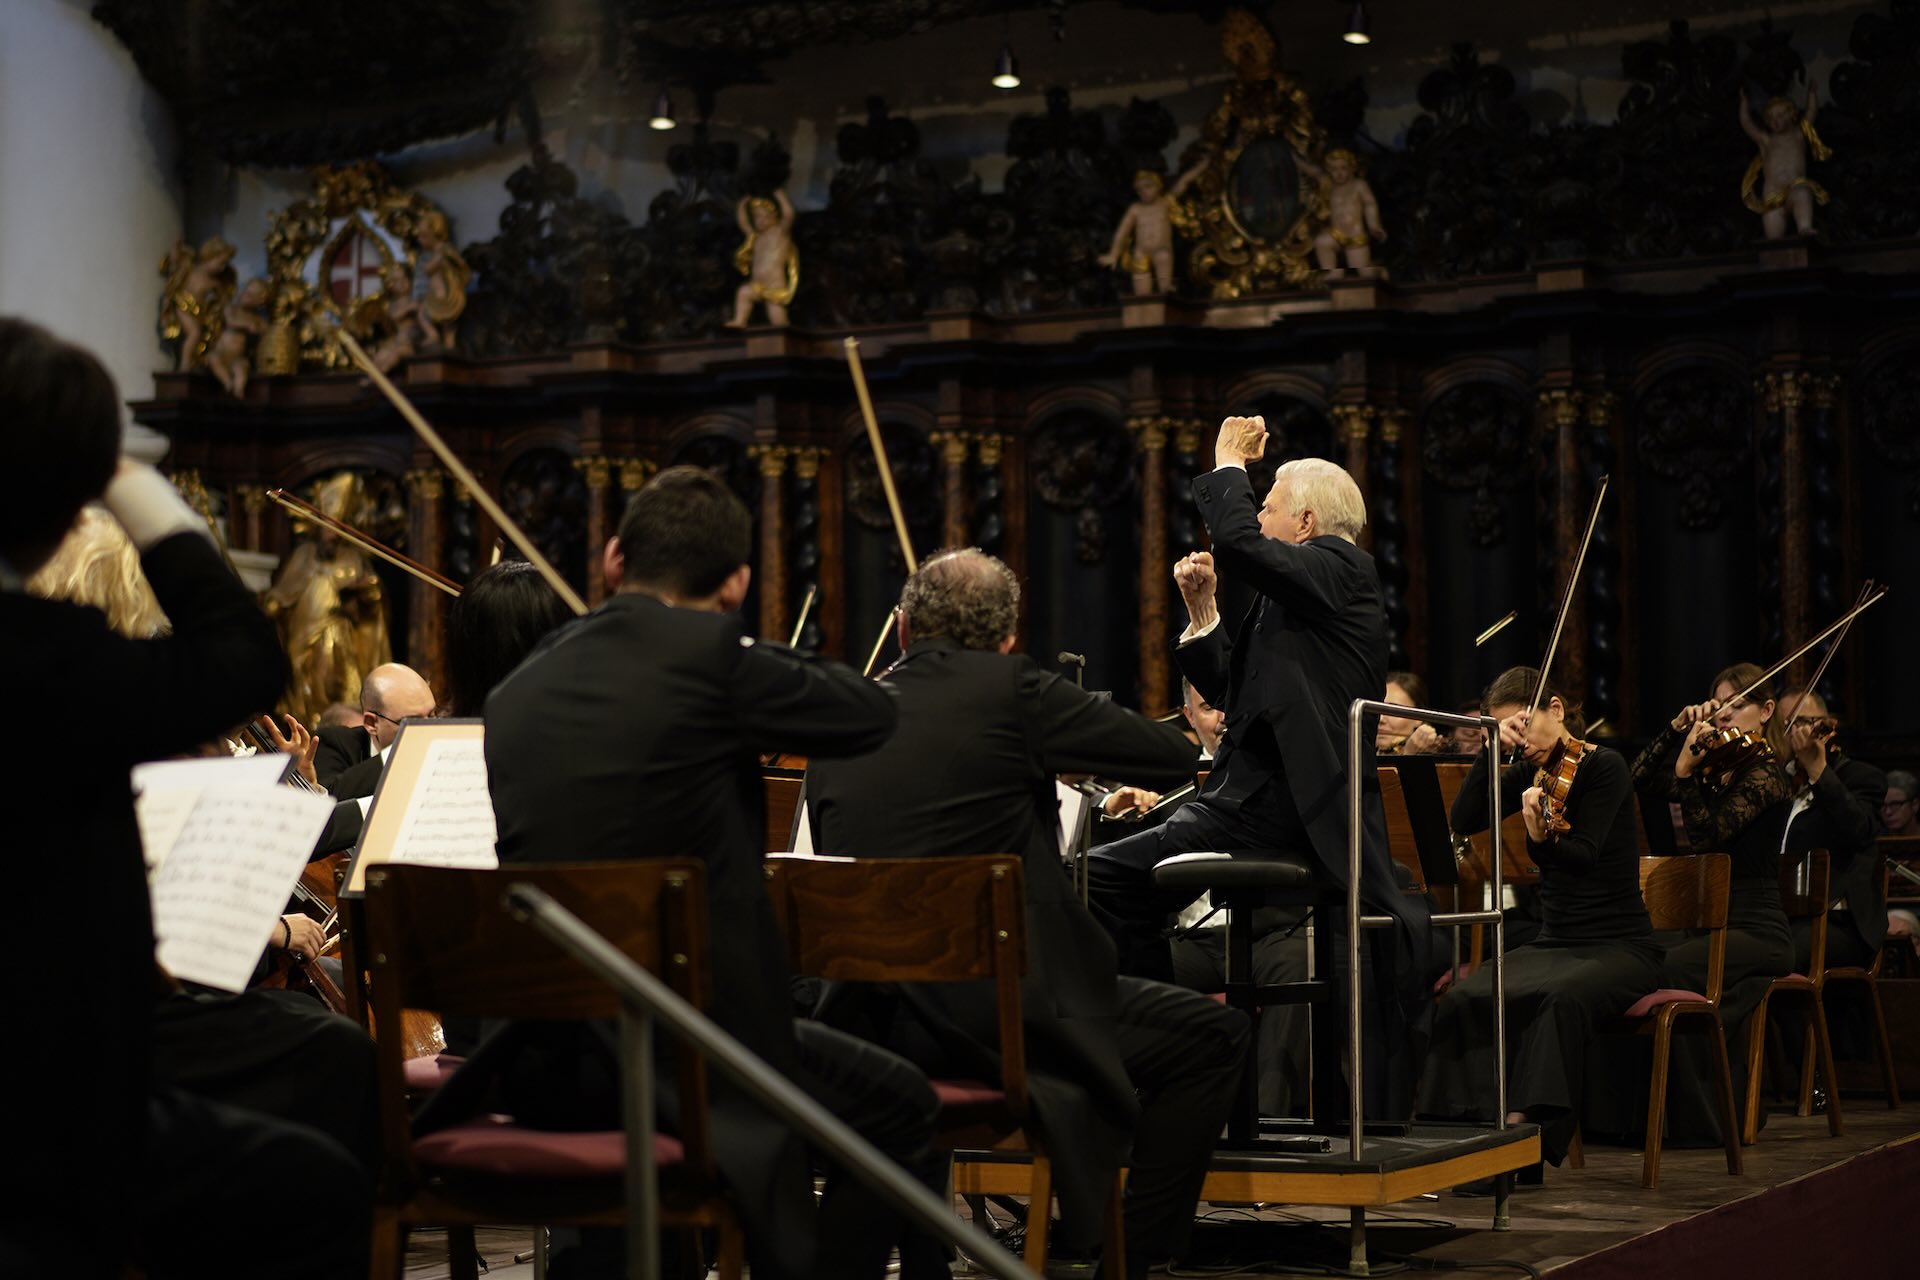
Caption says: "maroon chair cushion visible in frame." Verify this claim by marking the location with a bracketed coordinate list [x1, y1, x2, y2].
[413, 1114, 684, 1177]
[404, 1053, 467, 1093]
[1622, 988, 1711, 1019]
[930, 1079, 1006, 1109]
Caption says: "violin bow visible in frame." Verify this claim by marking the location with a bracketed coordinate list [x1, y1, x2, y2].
[845, 337, 919, 675]
[334, 330, 589, 617]
[1518, 474, 1610, 752]
[266, 488, 462, 598]
[787, 583, 817, 648]
[1745, 581, 1884, 720]
[1475, 609, 1518, 648]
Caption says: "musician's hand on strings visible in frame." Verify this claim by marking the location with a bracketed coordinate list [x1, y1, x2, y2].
[1672, 701, 1718, 732]
[277, 913, 326, 961]
[1102, 786, 1162, 819]
[1520, 786, 1549, 844]
[259, 713, 319, 789]
[1788, 718, 1828, 783]
[1214, 415, 1269, 471]
[1402, 723, 1441, 754]
[1497, 711, 1530, 753]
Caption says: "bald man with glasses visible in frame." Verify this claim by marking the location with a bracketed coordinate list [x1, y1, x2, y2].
[312, 661, 436, 797]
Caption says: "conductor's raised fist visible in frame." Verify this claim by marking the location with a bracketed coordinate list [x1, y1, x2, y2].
[1214, 415, 1268, 468]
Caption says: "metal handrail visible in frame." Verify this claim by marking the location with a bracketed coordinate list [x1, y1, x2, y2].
[506, 883, 1038, 1280]
[1345, 700, 1508, 1163]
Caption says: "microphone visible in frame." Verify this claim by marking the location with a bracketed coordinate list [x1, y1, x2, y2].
[1057, 651, 1086, 688]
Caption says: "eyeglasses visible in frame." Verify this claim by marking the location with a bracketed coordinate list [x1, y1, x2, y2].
[364, 708, 406, 728]
[1885, 797, 1917, 810]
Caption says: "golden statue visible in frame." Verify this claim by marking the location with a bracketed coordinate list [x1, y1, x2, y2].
[726, 190, 799, 328]
[159, 237, 239, 370]
[1739, 85, 1830, 240]
[262, 471, 392, 725]
[414, 209, 470, 337]
[1206, 11, 1319, 161]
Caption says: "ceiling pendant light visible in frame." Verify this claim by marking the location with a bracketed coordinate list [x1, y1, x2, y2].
[992, 44, 1021, 90]
[648, 88, 677, 130]
[1343, 2, 1371, 45]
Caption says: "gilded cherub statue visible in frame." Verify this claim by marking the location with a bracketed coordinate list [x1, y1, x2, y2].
[414, 210, 470, 340]
[159, 236, 238, 370]
[1205, 10, 1318, 160]
[370, 263, 440, 372]
[1099, 163, 1207, 294]
[206, 278, 272, 397]
[262, 470, 392, 726]
[1300, 149, 1386, 277]
[726, 189, 798, 328]
[1739, 85, 1830, 240]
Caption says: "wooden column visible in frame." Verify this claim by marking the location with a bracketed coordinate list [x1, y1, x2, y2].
[1332, 404, 1374, 549]
[235, 484, 266, 552]
[1539, 389, 1587, 693]
[929, 430, 971, 550]
[1377, 409, 1417, 671]
[1772, 370, 1814, 682]
[403, 467, 448, 698]
[573, 454, 614, 607]
[749, 444, 790, 641]
[1130, 415, 1171, 717]
[789, 447, 826, 649]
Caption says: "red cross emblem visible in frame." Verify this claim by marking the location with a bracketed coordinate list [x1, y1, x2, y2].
[327, 229, 386, 306]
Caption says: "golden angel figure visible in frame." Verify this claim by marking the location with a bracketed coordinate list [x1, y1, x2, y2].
[262, 471, 393, 725]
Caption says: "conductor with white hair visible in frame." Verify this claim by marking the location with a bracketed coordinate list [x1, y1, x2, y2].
[1088, 416, 1431, 1114]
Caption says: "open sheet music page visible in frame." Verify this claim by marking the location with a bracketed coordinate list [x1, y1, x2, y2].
[347, 720, 496, 892]
[1056, 779, 1092, 862]
[148, 784, 334, 992]
[132, 754, 291, 871]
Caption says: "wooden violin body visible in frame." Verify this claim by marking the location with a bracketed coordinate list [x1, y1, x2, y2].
[1687, 725, 1775, 790]
[1533, 736, 1590, 836]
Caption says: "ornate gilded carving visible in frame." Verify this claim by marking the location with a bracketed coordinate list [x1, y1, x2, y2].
[929, 431, 972, 467]
[1332, 404, 1374, 445]
[791, 447, 825, 481]
[262, 162, 466, 370]
[619, 458, 658, 492]
[846, 425, 939, 541]
[1174, 11, 1327, 296]
[498, 449, 588, 596]
[1635, 369, 1752, 531]
[976, 434, 1006, 469]
[1126, 416, 1170, 451]
[572, 456, 613, 489]
[404, 469, 446, 502]
[1421, 383, 1531, 547]
[749, 444, 791, 477]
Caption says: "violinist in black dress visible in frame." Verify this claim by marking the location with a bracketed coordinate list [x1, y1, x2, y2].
[1418, 668, 1661, 1167]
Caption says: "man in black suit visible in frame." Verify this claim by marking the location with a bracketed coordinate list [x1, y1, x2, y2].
[1088, 417, 1430, 1117]
[807, 550, 1248, 1279]
[443, 467, 941, 1280]
[312, 660, 435, 795]
[1780, 689, 1887, 972]
[0, 317, 366, 1278]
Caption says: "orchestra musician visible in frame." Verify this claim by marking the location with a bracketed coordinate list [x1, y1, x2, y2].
[0, 316, 367, 1279]
[445, 558, 574, 717]
[806, 549, 1246, 1280]
[1087, 420, 1430, 1115]
[1419, 667, 1661, 1171]
[1380, 671, 1443, 754]
[312, 660, 436, 795]
[1883, 769, 1918, 839]
[420, 467, 944, 1280]
[1777, 688, 1887, 973]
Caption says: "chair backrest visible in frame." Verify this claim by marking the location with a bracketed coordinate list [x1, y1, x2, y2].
[1378, 768, 1429, 893]
[362, 861, 715, 1187]
[1640, 853, 1733, 1000]
[1433, 760, 1536, 887]
[764, 853, 1029, 1116]
[764, 773, 804, 854]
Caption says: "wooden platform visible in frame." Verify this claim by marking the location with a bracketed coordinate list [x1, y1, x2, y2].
[403, 1105, 1914, 1277]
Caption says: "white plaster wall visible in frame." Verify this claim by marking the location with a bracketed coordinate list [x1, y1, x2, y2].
[0, 0, 181, 447]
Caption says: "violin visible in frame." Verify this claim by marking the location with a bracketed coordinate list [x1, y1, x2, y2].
[1533, 736, 1591, 836]
[1685, 724, 1777, 792]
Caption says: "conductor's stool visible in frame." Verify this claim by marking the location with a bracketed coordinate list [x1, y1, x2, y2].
[1151, 850, 1336, 1147]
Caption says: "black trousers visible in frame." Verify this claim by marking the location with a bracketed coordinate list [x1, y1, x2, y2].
[1169, 918, 1310, 1116]
[150, 987, 380, 1171]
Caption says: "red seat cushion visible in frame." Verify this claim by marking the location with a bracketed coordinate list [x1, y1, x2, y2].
[930, 1079, 1006, 1109]
[404, 1053, 466, 1093]
[413, 1115, 684, 1177]
[1622, 988, 1712, 1019]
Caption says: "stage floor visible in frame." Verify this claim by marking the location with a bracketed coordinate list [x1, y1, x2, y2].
[402, 1100, 1916, 1277]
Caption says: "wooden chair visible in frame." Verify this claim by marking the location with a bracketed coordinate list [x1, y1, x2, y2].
[1585, 854, 1744, 1189]
[763, 852, 1124, 1272]
[764, 772, 805, 853]
[362, 862, 744, 1280]
[1738, 849, 1843, 1143]
[1803, 857, 1902, 1111]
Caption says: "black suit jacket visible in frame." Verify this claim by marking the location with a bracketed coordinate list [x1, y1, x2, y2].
[1182, 467, 1431, 1102]
[806, 640, 1197, 1237]
[313, 723, 371, 790]
[1, 533, 287, 1258]
[465, 593, 897, 1277]
[1785, 752, 1887, 955]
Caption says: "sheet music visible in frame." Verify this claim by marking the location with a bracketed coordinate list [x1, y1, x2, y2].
[1056, 780, 1091, 861]
[384, 736, 499, 870]
[132, 754, 290, 871]
[150, 786, 335, 992]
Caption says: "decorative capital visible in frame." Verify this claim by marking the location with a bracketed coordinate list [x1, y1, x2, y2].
[792, 446, 826, 480]
[1125, 416, 1169, 451]
[1173, 421, 1203, 455]
[747, 444, 790, 478]
[1537, 388, 1582, 430]
[237, 484, 268, 514]
[403, 468, 445, 501]
[618, 457, 657, 492]
[928, 430, 972, 466]
[1378, 408, 1410, 446]
[1812, 373, 1840, 410]
[976, 434, 1005, 468]
[572, 455, 612, 488]
[1584, 390, 1618, 427]
[1331, 404, 1374, 446]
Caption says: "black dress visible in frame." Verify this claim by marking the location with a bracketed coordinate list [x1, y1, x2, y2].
[1417, 746, 1662, 1164]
